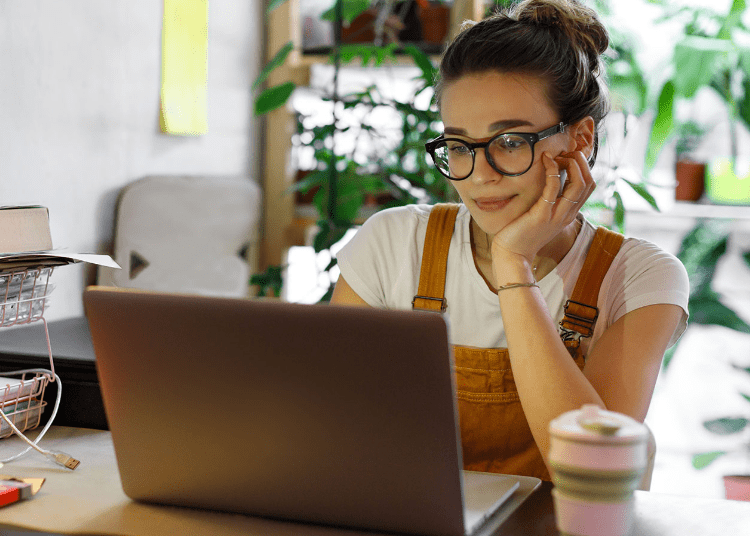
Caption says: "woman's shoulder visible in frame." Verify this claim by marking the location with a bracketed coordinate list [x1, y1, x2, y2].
[580, 219, 683, 268]
[569, 218, 688, 292]
[619, 234, 685, 272]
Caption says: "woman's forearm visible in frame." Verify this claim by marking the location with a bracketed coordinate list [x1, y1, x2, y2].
[495, 259, 604, 471]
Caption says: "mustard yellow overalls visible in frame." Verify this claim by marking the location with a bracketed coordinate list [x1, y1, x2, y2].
[412, 204, 624, 481]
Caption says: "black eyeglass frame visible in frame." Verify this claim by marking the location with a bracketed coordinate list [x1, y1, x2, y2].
[424, 122, 568, 180]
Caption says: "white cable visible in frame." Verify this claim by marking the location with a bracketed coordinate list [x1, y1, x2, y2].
[0, 369, 79, 469]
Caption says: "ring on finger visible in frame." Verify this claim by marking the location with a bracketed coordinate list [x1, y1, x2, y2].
[547, 174, 561, 178]
[560, 196, 579, 204]
[541, 198, 556, 205]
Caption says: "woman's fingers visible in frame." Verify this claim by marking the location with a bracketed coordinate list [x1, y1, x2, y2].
[541, 153, 583, 220]
[556, 151, 596, 205]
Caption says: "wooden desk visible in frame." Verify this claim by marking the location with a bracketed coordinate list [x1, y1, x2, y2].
[0, 427, 748, 535]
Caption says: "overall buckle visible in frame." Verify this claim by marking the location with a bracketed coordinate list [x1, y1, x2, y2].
[412, 295, 447, 312]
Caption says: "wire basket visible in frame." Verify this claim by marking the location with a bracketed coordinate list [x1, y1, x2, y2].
[0, 267, 54, 327]
[0, 266, 56, 438]
[0, 371, 48, 439]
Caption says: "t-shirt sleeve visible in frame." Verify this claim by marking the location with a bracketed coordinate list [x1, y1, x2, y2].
[606, 239, 690, 347]
[335, 207, 419, 308]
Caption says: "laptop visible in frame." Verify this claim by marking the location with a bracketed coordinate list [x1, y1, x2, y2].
[84, 286, 539, 536]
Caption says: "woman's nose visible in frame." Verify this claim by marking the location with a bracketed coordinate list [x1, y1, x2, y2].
[470, 148, 503, 184]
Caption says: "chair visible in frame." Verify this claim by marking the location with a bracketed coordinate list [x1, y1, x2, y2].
[97, 176, 261, 297]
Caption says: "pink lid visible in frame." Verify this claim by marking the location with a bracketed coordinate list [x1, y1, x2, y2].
[549, 404, 647, 444]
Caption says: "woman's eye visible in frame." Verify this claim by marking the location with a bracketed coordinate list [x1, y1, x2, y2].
[493, 136, 526, 150]
[447, 143, 470, 156]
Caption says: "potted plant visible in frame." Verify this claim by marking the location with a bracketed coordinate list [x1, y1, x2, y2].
[662, 219, 750, 500]
[693, 376, 750, 501]
[673, 120, 707, 202]
[644, 0, 750, 203]
[416, 0, 451, 45]
[253, 0, 453, 300]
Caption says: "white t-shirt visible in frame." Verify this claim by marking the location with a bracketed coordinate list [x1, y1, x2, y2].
[336, 204, 689, 353]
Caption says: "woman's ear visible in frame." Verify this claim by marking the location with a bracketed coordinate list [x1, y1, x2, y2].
[568, 117, 595, 159]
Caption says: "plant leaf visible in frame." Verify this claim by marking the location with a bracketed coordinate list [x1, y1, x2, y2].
[688, 295, 750, 332]
[612, 190, 625, 232]
[675, 220, 729, 296]
[266, 0, 290, 16]
[287, 169, 328, 194]
[403, 45, 437, 86]
[644, 81, 675, 172]
[673, 37, 730, 99]
[738, 75, 750, 132]
[703, 417, 749, 435]
[340, 44, 397, 67]
[692, 451, 727, 469]
[742, 393, 750, 404]
[250, 265, 284, 297]
[717, 0, 747, 39]
[661, 344, 677, 370]
[253, 42, 294, 90]
[254, 81, 296, 116]
[321, 0, 370, 25]
[312, 222, 351, 253]
[621, 178, 660, 211]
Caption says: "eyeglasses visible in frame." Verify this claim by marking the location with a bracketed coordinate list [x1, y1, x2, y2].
[425, 122, 568, 180]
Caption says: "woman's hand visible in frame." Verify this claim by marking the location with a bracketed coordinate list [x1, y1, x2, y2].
[489, 150, 596, 277]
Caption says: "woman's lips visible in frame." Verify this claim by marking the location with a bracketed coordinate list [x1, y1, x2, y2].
[474, 196, 514, 212]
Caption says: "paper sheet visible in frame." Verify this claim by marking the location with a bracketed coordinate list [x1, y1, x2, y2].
[160, 0, 208, 135]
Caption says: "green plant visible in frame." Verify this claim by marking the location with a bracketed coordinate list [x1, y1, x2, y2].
[644, 0, 750, 173]
[674, 120, 707, 162]
[692, 370, 750, 472]
[663, 219, 750, 370]
[671, 220, 750, 471]
[250, 265, 285, 298]
[254, 0, 453, 301]
[290, 43, 454, 300]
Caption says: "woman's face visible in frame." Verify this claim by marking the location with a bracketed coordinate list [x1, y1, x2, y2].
[439, 71, 574, 237]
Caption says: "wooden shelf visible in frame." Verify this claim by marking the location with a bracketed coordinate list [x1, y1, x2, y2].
[631, 201, 750, 220]
[261, 0, 485, 269]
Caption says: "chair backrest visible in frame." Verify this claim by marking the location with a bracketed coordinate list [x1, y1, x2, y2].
[97, 176, 261, 297]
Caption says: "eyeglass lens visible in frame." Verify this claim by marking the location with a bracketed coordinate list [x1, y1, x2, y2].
[432, 134, 533, 179]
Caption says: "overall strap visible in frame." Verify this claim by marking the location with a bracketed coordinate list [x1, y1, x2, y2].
[560, 226, 625, 341]
[412, 203, 461, 312]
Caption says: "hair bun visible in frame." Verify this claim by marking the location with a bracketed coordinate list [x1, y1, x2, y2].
[513, 0, 609, 63]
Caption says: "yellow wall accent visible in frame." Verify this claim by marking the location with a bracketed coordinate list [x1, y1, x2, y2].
[160, 0, 208, 135]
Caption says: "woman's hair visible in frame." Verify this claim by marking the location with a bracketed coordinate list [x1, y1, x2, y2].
[435, 0, 610, 167]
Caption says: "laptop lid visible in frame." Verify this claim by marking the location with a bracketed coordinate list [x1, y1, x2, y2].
[84, 286, 523, 536]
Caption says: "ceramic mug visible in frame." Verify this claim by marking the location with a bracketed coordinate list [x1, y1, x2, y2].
[548, 404, 648, 536]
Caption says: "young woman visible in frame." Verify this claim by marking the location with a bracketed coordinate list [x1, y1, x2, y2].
[331, 0, 689, 481]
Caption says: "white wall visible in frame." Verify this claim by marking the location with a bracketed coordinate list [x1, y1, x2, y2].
[0, 0, 263, 320]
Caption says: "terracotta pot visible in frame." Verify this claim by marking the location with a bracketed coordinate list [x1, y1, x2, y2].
[341, 10, 377, 43]
[674, 159, 705, 202]
[419, 3, 450, 45]
[295, 169, 319, 205]
[724, 475, 750, 501]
